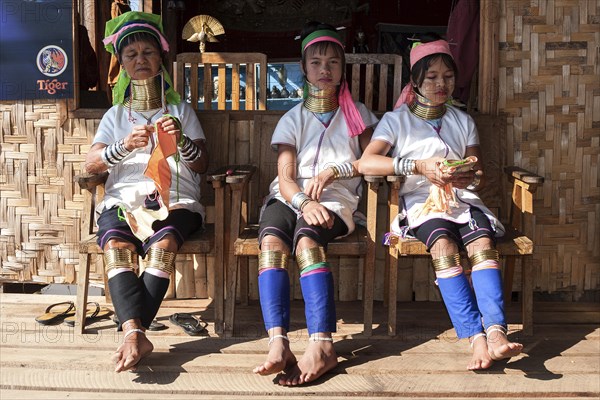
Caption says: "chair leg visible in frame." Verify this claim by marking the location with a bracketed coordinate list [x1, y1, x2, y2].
[75, 253, 92, 334]
[239, 257, 249, 306]
[387, 252, 398, 336]
[223, 255, 239, 337]
[503, 256, 516, 303]
[521, 256, 534, 336]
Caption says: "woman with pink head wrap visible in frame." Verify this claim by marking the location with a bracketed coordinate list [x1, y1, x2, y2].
[360, 37, 523, 370]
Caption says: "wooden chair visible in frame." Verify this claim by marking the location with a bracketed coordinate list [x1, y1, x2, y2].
[75, 169, 232, 334]
[174, 52, 267, 111]
[224, 156, 383, 336]
[216, 53, 404, 337]
[383, 114, 544, 337]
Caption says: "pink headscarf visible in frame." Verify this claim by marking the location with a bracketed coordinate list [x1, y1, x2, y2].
[394, 40, 453, 109]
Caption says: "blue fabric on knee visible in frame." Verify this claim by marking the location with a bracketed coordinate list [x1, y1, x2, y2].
[471, 268, 506, 330]
[300, 270, 336, 335]
[258, 268, 290, 332]
[436, 273, 482, 338]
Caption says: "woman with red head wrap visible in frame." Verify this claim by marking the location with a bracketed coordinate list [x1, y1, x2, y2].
[360, 38, 523, 370]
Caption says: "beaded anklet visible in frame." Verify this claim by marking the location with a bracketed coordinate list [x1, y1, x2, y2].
[268, 334, 289, 346]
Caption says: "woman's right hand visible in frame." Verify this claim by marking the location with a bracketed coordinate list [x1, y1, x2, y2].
[301, 201, 334, 229]
[123, 124, 152, 151]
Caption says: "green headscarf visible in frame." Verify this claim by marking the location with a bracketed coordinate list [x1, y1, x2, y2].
[103, 11, 180, 106]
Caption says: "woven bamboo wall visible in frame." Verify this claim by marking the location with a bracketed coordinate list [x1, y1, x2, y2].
[0, 101, 92, 283]
[497, 0, 600, 298]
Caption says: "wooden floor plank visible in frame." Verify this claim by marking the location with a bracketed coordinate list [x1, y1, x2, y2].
[1, 293, 599, 399]
[1, 367, 598, 397]
[2, 347, 598, 375]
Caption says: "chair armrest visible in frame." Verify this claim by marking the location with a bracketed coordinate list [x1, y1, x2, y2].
[363, 175, 385, 184]
[386, 175, 406, 184]
[207, 164, 256, 185]
[503, 166, 544, 185]
[75, 171, 109, 190]
[503, 166, 544, 216]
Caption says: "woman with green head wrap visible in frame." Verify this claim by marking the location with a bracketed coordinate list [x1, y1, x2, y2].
[85, 11, 208, 373]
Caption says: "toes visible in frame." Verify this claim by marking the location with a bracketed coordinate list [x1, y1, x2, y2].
[122, 352, 140, 370]
[254, 363, 271, 375]
[111, 351, 123, 364]
[114, 359, 126, 373]
[299, 372, 310, 384]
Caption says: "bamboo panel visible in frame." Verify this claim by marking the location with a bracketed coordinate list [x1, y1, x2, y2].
[498, 0, 599, 295]
[0, 100, 96, 285]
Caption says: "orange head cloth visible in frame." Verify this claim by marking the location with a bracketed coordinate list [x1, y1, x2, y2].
[144, 120, 177, 209]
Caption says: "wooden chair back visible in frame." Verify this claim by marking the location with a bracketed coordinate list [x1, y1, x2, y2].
[174, 52, 268, 111]
[345, 53, 403, 114]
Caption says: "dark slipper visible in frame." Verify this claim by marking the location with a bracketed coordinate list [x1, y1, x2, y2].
[63, 302, 112, 327]
[169, 313, 208, 336]
[112, 316, 167, 331]
[35, 301, 76, 325]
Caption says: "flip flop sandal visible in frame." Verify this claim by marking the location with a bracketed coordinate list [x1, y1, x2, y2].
[35, 301, 76, 325]
[63, 302, 112, 327]
[112, 316, 167, 331]
[169, 313, 208, 336]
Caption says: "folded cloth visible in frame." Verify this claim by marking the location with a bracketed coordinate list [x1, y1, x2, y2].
[416, 156, 478, 218]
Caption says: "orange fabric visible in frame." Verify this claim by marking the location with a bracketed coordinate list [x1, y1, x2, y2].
[144, 123, 177, 209]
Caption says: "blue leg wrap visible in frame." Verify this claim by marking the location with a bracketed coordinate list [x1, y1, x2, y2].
[471, 268, 506, 330]
[258, 269, 290, 332]
[300, 271, 336, 335]
[437, 273, 482, 338]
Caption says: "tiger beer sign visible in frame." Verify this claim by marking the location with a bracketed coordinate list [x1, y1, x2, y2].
[0, 1, 73, 100]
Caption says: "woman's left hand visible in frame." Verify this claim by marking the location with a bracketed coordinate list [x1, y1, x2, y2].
[157, 116, 181, 143]
[448, 170, 476, 189]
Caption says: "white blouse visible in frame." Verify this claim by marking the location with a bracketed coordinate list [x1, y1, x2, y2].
[266, 101, 379, 234]
[372, 104, 505, 236]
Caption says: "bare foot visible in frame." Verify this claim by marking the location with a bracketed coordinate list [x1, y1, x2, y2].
[112, 328, 154, 372]
[279, 335, 338, 386]
[467, 333, 494, 370]
[486, 326, 523, 361]
[252, 335, 296, 375]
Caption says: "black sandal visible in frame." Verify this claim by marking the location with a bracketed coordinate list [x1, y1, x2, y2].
[63, 302, 112, 326]
[35, 301, 76, 325]
[169, 313, 208, 336]
[112, 316, 167, 331]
